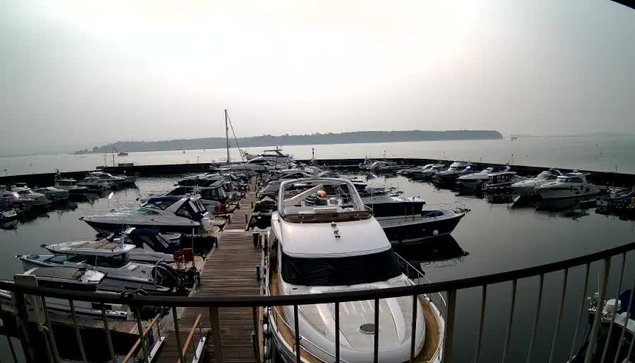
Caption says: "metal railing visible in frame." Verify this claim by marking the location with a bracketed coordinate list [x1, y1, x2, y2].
[1, 241, 634, 363]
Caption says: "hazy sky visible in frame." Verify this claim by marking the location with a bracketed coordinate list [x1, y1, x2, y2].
[1, 0, 634, 155]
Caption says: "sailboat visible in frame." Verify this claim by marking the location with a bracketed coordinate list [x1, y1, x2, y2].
[113, 147, 128, 156]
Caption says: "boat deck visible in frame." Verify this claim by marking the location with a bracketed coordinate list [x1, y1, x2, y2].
[155, 179, 261, 363]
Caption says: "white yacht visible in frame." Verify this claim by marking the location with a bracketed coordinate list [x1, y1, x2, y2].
[89, 171, 127, 187]
[457, 166, 510, 190]
[10, 184, 51, 207]
[433, 162, 472, 184]
[243, 147, 291, 161]
[483, 171, 524, 192]
[265, 178, 445, 363]
[19, 239, 194, 295]
[412, 164, 445, 180]
[81, 196, 213, 236]
[535, 172, 600, 200]
[78, 176, 113, 191]
[369, 160, 401, 172]
[510, 169, 563, 196]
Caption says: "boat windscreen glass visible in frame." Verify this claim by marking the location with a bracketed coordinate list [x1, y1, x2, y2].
[142, 200, 177, 210]
[281, 249, 402, 286]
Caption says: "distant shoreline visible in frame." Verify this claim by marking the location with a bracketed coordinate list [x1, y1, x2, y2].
[74, 130, 503, 155]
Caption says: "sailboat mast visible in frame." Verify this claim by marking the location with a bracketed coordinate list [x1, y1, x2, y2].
[225, 109, 230, 164]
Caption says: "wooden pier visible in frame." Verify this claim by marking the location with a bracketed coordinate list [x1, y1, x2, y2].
[155, 180, 261, 363]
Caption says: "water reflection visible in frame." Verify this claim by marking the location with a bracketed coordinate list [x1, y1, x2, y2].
[534, 197, 597, 221]
[393, 235, 469, 269]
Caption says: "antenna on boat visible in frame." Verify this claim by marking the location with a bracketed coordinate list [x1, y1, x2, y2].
[225, 109, 230, 165]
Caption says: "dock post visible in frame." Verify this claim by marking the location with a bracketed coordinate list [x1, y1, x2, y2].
[209, 307, 226, 363]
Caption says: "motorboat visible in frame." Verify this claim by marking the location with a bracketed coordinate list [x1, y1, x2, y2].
[412, 164, 446, 180]
[164, 184, 229, 213]
[243, 147, 291, 161]
[10, 183, 51, 207]
[457, 166, 510, 190]
[0, 267, 161, 320]
[483, 171, 524, 193]
[264, 177, 445, 362]
[535, 172, 600, 200]
[0, 198, 18, 222]
[19, 240, 195, 295]
[78, 176, 113, 191]
[432, 162, 472, 184]
[510, 169, 563, 196]
[81, 196, 213, 236]
[399, 163, 442, 178]
[377, 209, 466, 245]
[34, 186, 70, 202]
[89, 171, 128, 187]
[569, 290, 635, 363]
[597, 187, 634, 208]
[369, 160, 401, 172]
[358, 157, 375, 170]
[54, 177, 91, 194]
[363, 194, 427, 218]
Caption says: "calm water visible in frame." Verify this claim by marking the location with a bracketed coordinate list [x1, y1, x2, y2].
[3, 136, 635, 176]
[1, 174, 634, 362]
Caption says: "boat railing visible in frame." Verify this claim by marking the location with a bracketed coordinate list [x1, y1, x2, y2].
[2, 241, 635, 363]
[123, 314, 163, 363]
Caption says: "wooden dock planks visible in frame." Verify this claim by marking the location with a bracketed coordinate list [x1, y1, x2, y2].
[156, 180, 262, 363]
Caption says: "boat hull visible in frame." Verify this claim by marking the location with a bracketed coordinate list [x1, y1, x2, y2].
[83, 219, 202, 237]
[378, 212, 465, 245]
[537, 187, 600, 200]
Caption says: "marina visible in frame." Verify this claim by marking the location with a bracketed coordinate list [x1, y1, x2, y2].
[0, 153, 635, 362]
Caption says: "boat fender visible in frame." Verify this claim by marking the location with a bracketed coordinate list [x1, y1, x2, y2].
[433, 230, 439, 236]
[263, 344, 271, 360]
[263, 323, 272, 338]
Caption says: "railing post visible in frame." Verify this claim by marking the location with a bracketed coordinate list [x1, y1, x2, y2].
[173, 307, 185, 363]
[373, 298, 380, 363]
[600, 253, 626, 363]
[100, 304, 117, 363]
[68, 300, 88, 363]
[526, 273, 544, 363]
[548, 269, 569, 363]
[133, 305, 149, 363]
[501, 279, 517, 363]
[410, 294, 418, 362]
[569, 263, 591, 363]
[614, 275, 635, 363]
[335, 302, 340, 363]
[584, 258, 611, 363]
[444, 290, 457, 363]
[294, 304, 301, 363]
[252, 306, 261, 363]
[40, 296, 60, 363]
[209, 306, 225, 363]
[474, 285, 488, 363]
[0, 303, 19, 363]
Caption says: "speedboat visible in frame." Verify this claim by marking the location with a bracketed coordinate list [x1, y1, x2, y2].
[19, 240, 195, 295]
[432, 162, 472, 184]
[457, 166, 510, 190]
[78, 176, 113, 191]
[34, 186, 70, 202]
[483, 171, 524, 193]
[164, 183, 229, 213]
[0, 267, 161, 319]
[402, 163, 443, 179]
[54, 177, 91, 194]
[535, 172, 600, 200]
[10, 183, 51, 207]
[265, 178, 445, 362]
[81, 196, 213, 236]
[412, 164, 445, 180]
[510, 169, 563, 196]
[369, 160, 401, 172]
[0, 201, 18, 222]
[243, 147, 291, 161]
[377, 209, 466, 245]
[362, 194, 427, 218]
[89, 171, 127, 187]
[597, 187, 634, 208]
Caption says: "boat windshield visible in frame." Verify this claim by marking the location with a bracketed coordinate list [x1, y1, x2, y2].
[281, 249, 402, 286]
[536, 171, 556, 180]
[142, 199, 177, 210]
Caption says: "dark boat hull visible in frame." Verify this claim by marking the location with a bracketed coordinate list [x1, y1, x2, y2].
[366, 201, 427, 218]
[379, 212, 465, 245]
[84, 220, 200, 236]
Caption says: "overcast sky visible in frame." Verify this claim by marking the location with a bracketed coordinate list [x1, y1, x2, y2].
[1, 0, 634, 155]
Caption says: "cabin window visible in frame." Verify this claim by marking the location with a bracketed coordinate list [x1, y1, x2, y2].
[281, 249, 402, 286]
[134, 208, 160, 215]
[96, 256, 112, 267]
[176, 204, 194, 219]
[569, 177, 583, 183]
